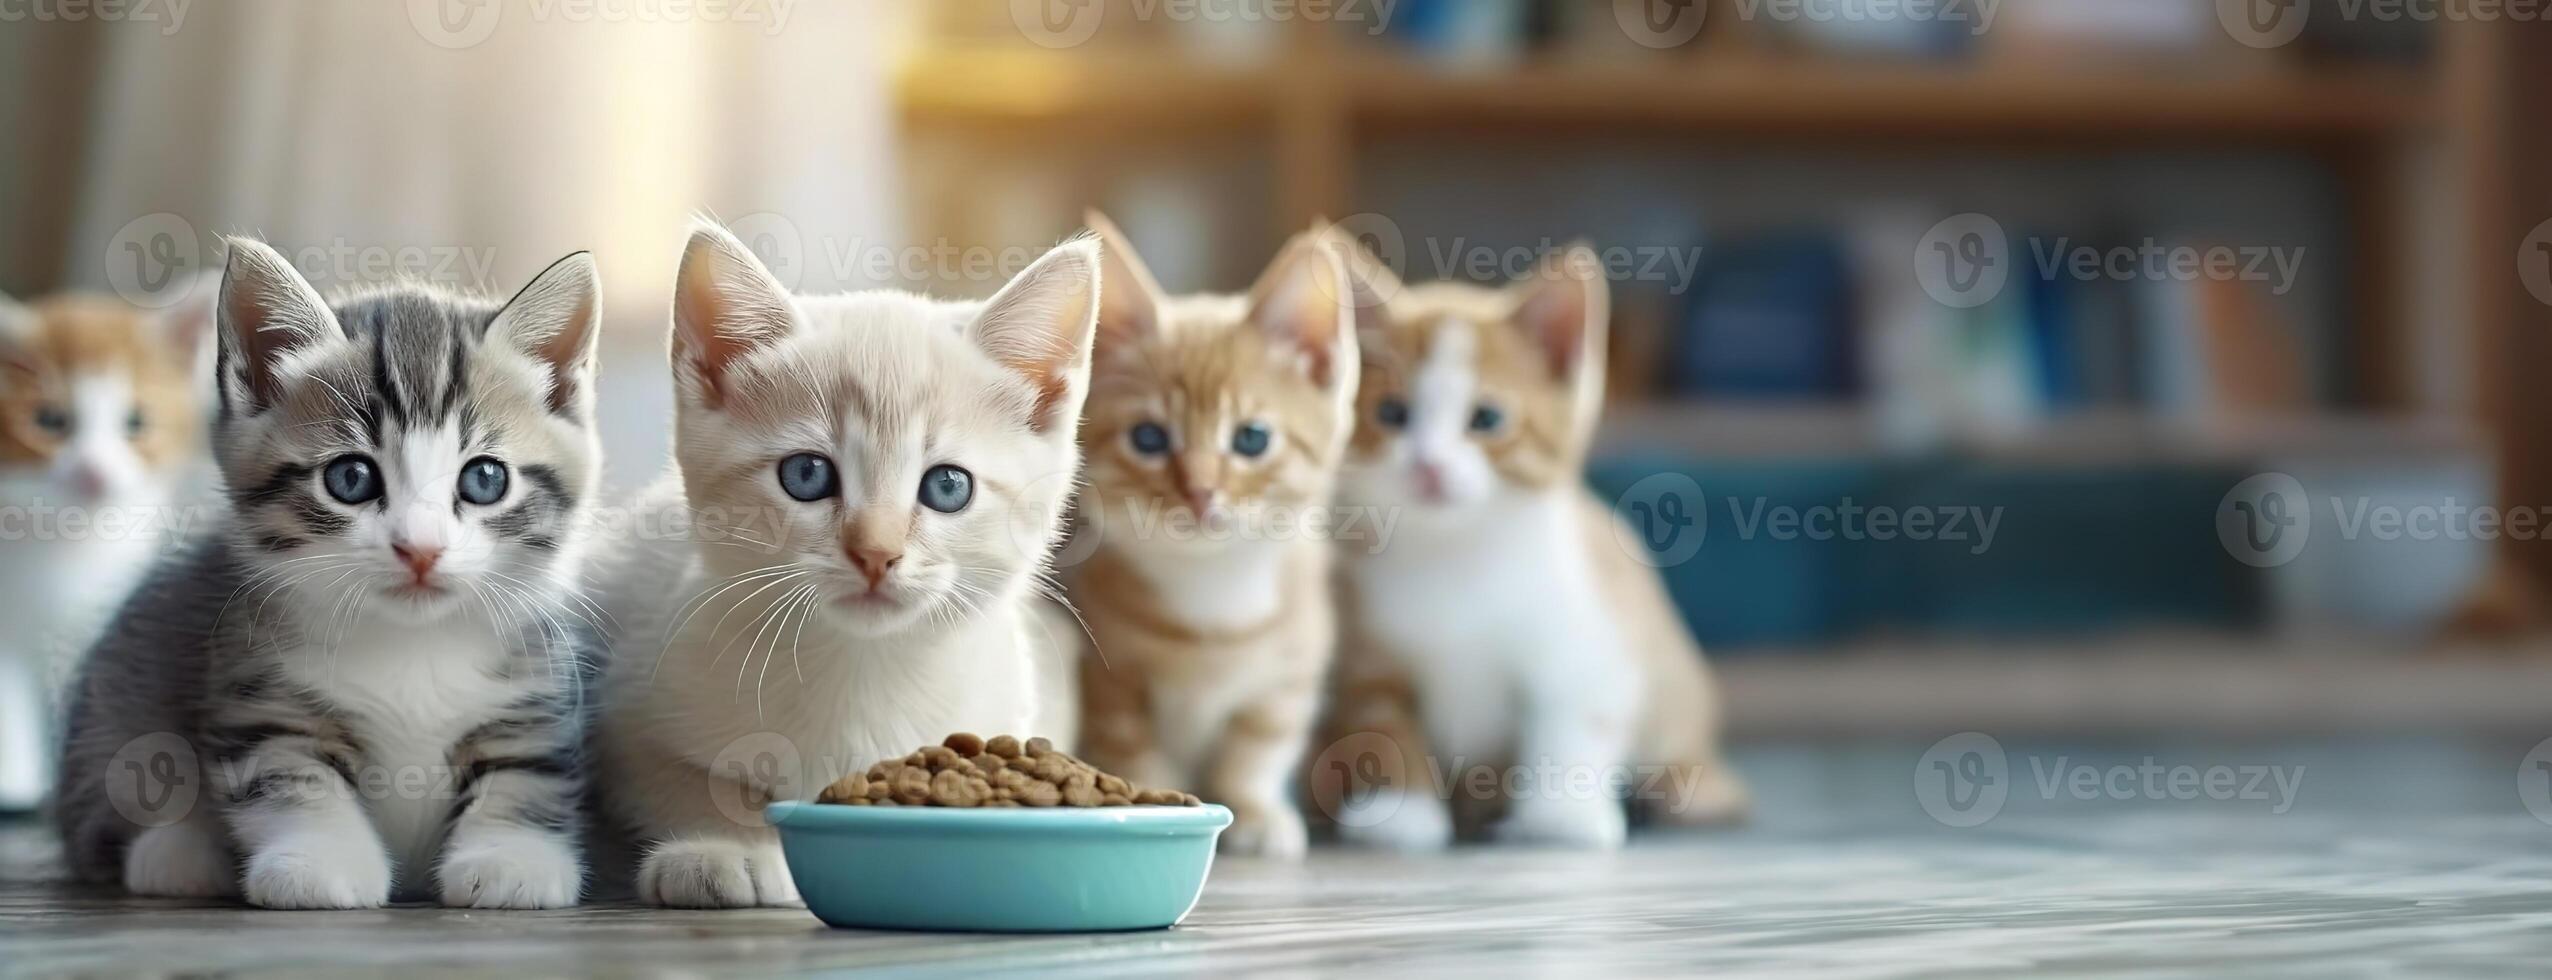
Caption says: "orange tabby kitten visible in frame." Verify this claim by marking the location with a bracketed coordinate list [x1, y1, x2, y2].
[0, 283, 214, 810]
[1069, 213, 1359, 859]
[1314, 243, 1745, 851]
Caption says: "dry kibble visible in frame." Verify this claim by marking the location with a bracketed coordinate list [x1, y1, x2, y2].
[811, 734, 1201, 808]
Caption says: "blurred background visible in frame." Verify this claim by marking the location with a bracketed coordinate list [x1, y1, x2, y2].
[4, 0, 2552, 754]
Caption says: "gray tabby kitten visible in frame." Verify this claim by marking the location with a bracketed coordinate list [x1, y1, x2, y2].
[51, 239, 605, 909]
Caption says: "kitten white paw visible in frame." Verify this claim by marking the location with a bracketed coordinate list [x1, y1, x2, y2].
[123, 820, 239, 898]
[637, 839, 798, 908]
[242, 836, 393, 909]
[438, 831, 583, 909]
[1219, 804, 1309, 861]
[1335, 789, 1454, 853]
[1493, 796, 1627, 851]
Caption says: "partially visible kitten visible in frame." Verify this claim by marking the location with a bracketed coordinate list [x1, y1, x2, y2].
[0, 280, 216, 811]
[1318, 244, 1746, 851]
[595, 223, 1098, 908]
[1068, 213, 1357, 860]
[53, 239, 606, 908]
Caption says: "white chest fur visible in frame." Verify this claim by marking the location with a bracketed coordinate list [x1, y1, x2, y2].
[274, 611, 524, 883]
[1347, 490, 1635, 761]
[638, 596, 1046, 799]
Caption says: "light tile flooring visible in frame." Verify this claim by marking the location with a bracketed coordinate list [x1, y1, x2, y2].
[7, 737, 2552, 977]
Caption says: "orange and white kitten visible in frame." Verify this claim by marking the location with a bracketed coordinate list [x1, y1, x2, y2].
[595, 224, 1098, 907]
[1068, 214, 1359, 860]
[1321, 246, 1746, 851]
[0, 284, 214, 810]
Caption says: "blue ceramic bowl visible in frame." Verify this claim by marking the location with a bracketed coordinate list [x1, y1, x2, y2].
[765, 800, 1232, 932]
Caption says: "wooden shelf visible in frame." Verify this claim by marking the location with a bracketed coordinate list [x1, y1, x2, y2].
[899, 47, 2435, 141]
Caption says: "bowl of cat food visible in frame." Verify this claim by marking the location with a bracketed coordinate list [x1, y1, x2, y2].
[766, 733, 1231, 933]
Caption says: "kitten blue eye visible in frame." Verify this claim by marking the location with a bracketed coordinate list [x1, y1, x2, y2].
[458, 457, 508, 506]
[1231, 421, 1272, 458]
[1376, 397, 1410, 430]
[778, 453, 837, 502]
[1469, 404, 1504, 433]
[125, 410, 144, 437]
[919, 464, 972, 514]
[34, 406, 69, 436]
[323, 455, 383, 505]
[1129, 421, 1171, 456]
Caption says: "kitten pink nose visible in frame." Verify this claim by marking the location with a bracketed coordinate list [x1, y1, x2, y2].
[1412, 461, 1447, 502]
[1183, 487, 1216, 518]
[66, 465, 108, 500]
[848, 547, 901, 589]
[391, 542, 443, 583]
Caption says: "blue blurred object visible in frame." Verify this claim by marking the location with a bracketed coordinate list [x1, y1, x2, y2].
[1587, 456, 2265, 650]
[768, 801, 1231, 932]
[1672, 234, 1859, 399]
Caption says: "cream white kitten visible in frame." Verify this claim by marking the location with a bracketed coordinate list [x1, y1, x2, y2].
[595, 223, 1096, 908]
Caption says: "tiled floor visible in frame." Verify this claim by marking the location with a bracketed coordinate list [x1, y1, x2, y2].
[7, 737, 2552, 977]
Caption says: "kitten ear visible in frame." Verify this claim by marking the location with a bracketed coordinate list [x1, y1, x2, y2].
[967, 236, 1101, 434]
[1507, 243, 1609, 387]
[489, 251, 602, 416]
[0, 289, 32, 357]
[217, 237, 342, 413]
[1083, 209, 1166, 349]
[1244, 230, 1355, 390]
[1325, 226, 1402, 347]
[671, 222, 793, 410]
